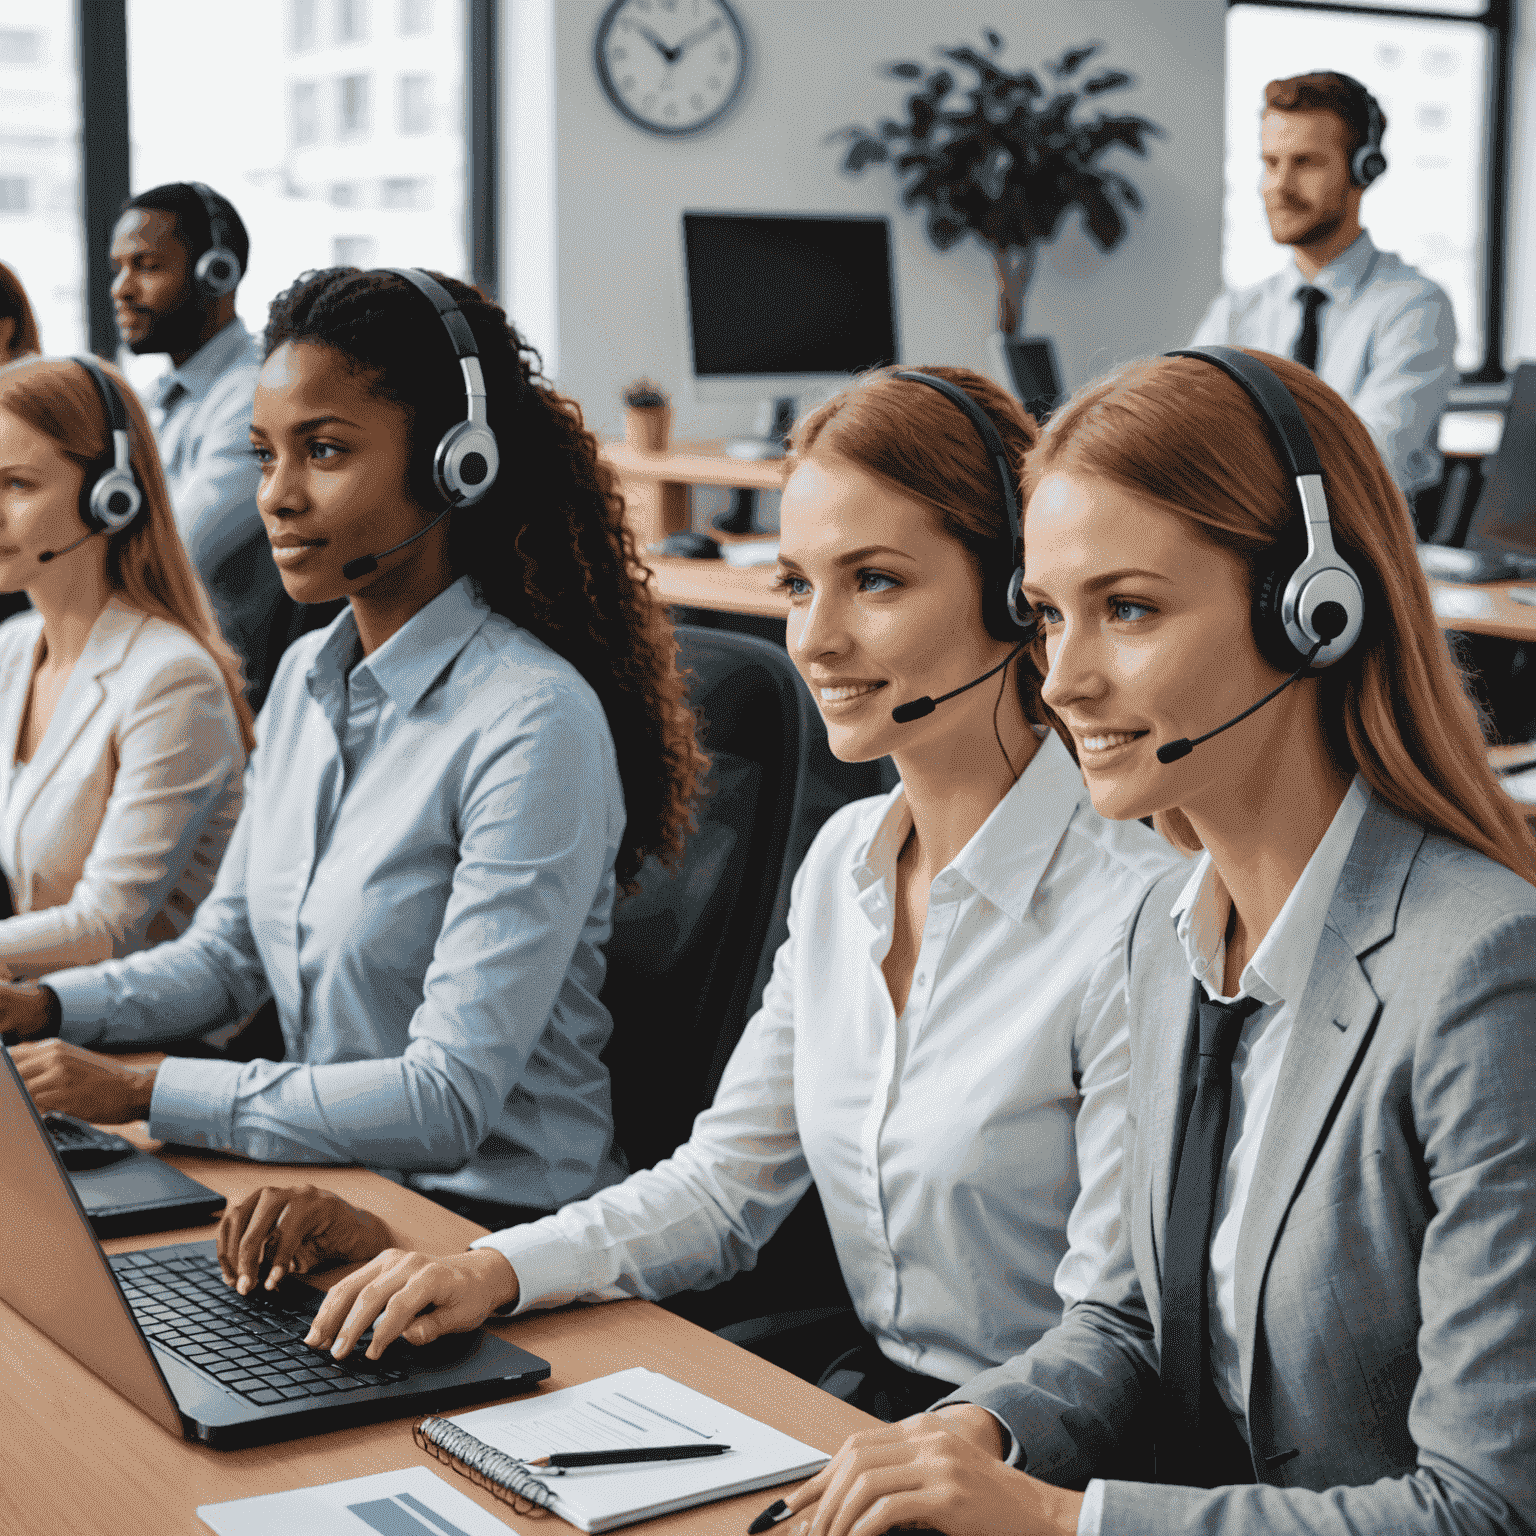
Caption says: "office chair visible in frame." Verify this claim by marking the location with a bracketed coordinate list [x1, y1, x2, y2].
[600, 625, 831, 1175]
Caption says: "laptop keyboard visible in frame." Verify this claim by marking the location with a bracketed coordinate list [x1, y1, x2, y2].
[111, 1248, 409, 1406]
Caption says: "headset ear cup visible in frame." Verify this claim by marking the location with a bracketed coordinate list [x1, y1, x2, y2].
[88, 469, 143, 533]
[194, 246, 241, 300]
[1252, 557, 1303, 672]
[433, 421, 500, 506]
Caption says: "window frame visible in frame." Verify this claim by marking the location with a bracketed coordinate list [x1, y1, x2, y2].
[78, 0, 498, 356]
[1226, 0, 1514, 381]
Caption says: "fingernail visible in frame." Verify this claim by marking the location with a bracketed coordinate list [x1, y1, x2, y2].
[265, 1268, 282, 1289]
[237, 1276, 250, 1295]
[303, 1330, 317, 1345]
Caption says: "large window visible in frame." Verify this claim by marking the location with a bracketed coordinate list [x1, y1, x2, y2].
[125, 0, 467, 365]
[1224, 0, 1509, 376]
[0, 4, 85, 352]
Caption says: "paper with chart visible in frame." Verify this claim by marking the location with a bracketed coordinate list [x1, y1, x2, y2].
[445, 1366, 829, 1532]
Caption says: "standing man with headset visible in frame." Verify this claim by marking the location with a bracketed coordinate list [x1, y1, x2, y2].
[109, 182, 288, 706]
[1192, 72, 1456, 512]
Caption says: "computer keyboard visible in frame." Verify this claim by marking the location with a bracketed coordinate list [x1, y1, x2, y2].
[111, 1248, 409, 1405]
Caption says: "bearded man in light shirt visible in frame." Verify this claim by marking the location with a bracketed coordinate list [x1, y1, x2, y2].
[1192, 71, 1456, 510]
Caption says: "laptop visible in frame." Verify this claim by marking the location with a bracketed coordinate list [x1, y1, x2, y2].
[0, 1048, 551, 1449]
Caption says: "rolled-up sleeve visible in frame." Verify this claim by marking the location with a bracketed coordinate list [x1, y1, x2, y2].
[148, 697, 618, 1166]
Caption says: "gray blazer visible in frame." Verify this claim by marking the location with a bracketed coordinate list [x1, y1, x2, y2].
[945, 795, 1536, 1534]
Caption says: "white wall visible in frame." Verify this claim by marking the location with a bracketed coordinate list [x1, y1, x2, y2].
[503, 0, 1227, 441]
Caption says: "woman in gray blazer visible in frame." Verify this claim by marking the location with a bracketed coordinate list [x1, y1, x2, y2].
[0, 355, 251, 978]
[783, 349, 1536, 1536]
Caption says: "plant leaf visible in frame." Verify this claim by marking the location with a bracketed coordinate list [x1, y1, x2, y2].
[1083, 69, 1133, 95]
[844, 138, 890, 173]
[985, 28, 1004, 50]
[1047, 42, 1101, 78]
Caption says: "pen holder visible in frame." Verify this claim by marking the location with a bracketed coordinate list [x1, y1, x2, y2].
[624, 403, 672, 453]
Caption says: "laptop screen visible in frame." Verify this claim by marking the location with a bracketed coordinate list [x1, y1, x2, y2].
[0, 1047, 184, 1437]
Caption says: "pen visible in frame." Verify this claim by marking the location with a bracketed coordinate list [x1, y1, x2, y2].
[524, 1443, 732, 1469]
[747, 1497, 793, 1533]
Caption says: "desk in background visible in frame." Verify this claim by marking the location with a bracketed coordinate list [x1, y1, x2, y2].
[2, 1126, 873, 1536]
[602, 440, 786, 548]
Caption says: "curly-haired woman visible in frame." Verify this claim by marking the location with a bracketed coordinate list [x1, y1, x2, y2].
[2, 268, 705, 1228]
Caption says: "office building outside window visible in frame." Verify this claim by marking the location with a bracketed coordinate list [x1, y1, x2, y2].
[292, 80, 321, 145]
[398, 72, 433, 135]
[290, 0, 318, 54]
[338, 73, 372, 139]
[336, 0, 370, 45]
[1224, 0, 1504, 374]
[0, 3, 84, 351]
[125, 0, 466, 378]
[399, 0, 434, 38]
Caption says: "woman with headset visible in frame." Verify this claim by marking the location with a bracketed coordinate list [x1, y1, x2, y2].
[3, 268, 704, 1229]
[0, 355, 248, 979]
[213, 365, 1184, 1423]
[773, 349, 1536, 1535]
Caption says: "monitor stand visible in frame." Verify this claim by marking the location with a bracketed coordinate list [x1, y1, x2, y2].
[716, 396, 796, 533]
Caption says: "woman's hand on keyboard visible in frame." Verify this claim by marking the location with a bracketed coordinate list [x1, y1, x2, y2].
[217, 1184, 394, 1296]
[303, 1247, 521, 1360]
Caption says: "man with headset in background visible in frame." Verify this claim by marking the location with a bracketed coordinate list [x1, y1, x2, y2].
[109, 182, 287, 706]
[1192, 72, 1456, 513]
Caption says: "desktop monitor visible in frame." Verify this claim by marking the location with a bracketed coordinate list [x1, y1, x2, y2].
[682, 212, 898, 409]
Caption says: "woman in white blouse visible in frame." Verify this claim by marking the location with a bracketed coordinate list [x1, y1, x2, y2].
[219, 367, 1184, 1416]
[0, 355, 249, 979]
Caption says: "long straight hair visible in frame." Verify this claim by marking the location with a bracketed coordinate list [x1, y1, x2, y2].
[1027, 349, 1536, 883]
[0, 355, 256, 752]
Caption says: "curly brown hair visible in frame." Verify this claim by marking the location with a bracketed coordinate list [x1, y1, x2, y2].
[263, 267, 705, 887]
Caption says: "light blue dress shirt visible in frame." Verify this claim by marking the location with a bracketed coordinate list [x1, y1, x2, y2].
[151, 318, 285, 698]
[48, 577, 628, 1211]
[1191, 232, 1457, 499]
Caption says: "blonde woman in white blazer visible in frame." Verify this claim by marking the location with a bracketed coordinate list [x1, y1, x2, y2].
[0, 355, 252, 982]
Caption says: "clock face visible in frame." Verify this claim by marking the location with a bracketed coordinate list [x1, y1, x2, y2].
[595, 0, 747, 137]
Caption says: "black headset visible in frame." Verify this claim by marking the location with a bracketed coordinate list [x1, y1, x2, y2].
[1165, 346, 1365, 671]
[74, 356, 144, 535]
[187, 183, 243, 300]
[1312, 72, 1387, 189]
[891, 370, 1030, 640]
[384, 267, 501, 506]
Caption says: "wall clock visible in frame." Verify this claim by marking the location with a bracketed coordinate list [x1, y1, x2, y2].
[594, 0, 748, 137]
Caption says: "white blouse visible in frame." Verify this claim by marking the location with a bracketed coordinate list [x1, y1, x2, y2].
[475, 732, 1185, 1386]
[0, 599, 244, 978]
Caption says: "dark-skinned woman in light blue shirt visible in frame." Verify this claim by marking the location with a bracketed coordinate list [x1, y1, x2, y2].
[3, 267, 706, 1233]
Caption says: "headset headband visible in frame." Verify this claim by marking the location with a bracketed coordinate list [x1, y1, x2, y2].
[890, 369, 1029, 636]
[75, 355, 131, 476]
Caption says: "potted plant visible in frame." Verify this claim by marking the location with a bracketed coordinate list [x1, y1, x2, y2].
[829, 30, 1162, 416]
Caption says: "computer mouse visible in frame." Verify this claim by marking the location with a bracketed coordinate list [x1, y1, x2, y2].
[657, 531, 723, 560]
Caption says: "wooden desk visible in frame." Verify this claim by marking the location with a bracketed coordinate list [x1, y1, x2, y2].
[2, 1140, 873, 1536]
[649, 554, 789, 621]
[1430, 576, 1536, 644]
[602, 441, 787, 548]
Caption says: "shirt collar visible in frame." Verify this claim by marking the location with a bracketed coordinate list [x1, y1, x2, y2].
[164, 317, 256, 400]
[851, 729, 1088, 925]
[306, 576, 493, 715]
[1292, 230, 1378, 302]
[1171, 774, 1372, 1004]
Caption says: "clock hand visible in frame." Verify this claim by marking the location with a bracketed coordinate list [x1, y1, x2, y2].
[631, 20, 681, 63]
[673, 15, 723, 57]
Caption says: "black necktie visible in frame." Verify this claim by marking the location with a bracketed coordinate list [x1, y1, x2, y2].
[1291, 286, 1328, 372]
[1157, 992, 1263, 1487]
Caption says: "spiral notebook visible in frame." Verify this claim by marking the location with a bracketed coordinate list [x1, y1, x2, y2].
[414, 1366, 829, 1532]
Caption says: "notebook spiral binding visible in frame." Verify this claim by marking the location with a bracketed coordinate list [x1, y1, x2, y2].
[414, 1415, 557, 1517]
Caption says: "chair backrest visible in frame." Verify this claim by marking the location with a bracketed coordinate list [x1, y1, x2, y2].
[600, 626, 819, 1173]
[1466, 363, 1536, 557]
